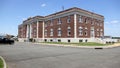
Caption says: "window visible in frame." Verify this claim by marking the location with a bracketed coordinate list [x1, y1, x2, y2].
[68, 40, 71, 43]
[78, 15, 82, 23]
[85, 39, 88, 42]
[67, 16, 71, 23]
[100, 23, 102, 26]
[50, 39, 53, 42]
[50, 29, 53, 36]
[84, 31, 88, 36]
[58, 18, 62, 24]
[45, 29, 47, 37]
[100, 32, 103, 37]
[85, 18, 88, 24]
[91, 21, 94, 25]
[97, 29, 99, 31]
[97, 22, 99, 26]
[97, 32, 99, 36]
[45, 21, 48, 27]
[79, 40, 83, 42]
[50, 19, 53, 26]
[100, 22, 103, 26]
[85, 27, 88, 30]
[100, 29, 103, 31]
[94, 21, 97, 25]
[67, 26, 71, 36]
[58, 39, 61, 42]
[58, 27, 62, 36]
[79, 27, 83, 36]
[33, 28, 37, 38]
[44, 39, 47, 42]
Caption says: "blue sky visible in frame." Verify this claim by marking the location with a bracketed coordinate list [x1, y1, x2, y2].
[0, 0, 120, 37]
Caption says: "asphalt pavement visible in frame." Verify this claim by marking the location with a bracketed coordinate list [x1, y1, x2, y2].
[0, 42, 120, 68]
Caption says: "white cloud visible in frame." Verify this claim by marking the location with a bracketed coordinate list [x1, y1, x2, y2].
[22, 18, 26, 21]
[105, 20, 119, 24]
[41, 3, 46, 7]
[111, 20, 119, 24]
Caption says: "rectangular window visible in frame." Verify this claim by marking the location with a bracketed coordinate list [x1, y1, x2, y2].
[58, 18, 62, 24]
[45, 29, 47, 37]
[100, 29, 103, 31]
[100, 32, 103, 37]
[50, 19, 53, 26]
[45, 21, 47, 27]
[97, 32, 99, 36]
[58, 28, 62, 36]
[67, 16, 71, 23]
[50, 39, 53, 42]
[100, 22, 102, 26]
[85, 27, 88, 30]
[67, 30, 71, 36]
[97, 29, 99, 31]
[58, 39, 61, 42]
[84, 31, 88, 36]
[67, 27, 71, 36]
[79, 40, 83, 42]
[78, 15, 82, 23]
[79, 27, 83, 36]
[50, 29, 53, 36]
[85, 18, 88, 24]
[91, 21, 94, 25]
[58, 30, 61, 36]
[44, 39, 47, 42]
[97, 22, 99, 26]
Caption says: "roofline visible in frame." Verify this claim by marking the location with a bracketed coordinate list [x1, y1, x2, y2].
[45, 7, 104, 18]
[22, 7, 104, 23]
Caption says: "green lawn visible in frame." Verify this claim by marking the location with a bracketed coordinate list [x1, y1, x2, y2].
[0, 58, 3, 68]
[42, 42, 107, 46]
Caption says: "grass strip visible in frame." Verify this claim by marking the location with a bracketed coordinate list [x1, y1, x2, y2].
[0, 58, 4, 68]
[41, 42, 107, 46]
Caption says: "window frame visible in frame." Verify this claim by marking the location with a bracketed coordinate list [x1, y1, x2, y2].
[67, 26, 71, 36]
[58, 18, 62, 24]
[67, 16, 71, 23]
[50, 28, 53, 36]
[78, 15, 82, 23]
[79, 27, 83, 36]
[58, 27, 62, 36]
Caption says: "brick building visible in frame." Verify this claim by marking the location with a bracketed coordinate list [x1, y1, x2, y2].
[18, 7, 104, 43]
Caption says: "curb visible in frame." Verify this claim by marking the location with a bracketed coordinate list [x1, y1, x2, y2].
[0, 56, 7, 68]
[35, 43, 120, 49]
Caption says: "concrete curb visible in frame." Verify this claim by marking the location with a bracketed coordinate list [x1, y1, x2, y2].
[0, 56, 7, 68]
[35, 43, 120, 49]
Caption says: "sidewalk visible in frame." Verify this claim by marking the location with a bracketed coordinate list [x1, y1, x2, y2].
[35, 43, 120, 49]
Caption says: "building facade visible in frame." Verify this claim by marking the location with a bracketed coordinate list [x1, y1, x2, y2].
[18, 7, 104, 43]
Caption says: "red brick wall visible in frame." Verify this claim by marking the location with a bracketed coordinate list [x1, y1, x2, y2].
[23, 25, 27, 38]
[44, 14, 74, 38]
[18, 14, 104, 39]
[31, 23, 37, 38]
[76, 14, 104, 38]
[18, 27, 22, 38]
[38, 21, 43, 38]
[18, 25, 27, 38]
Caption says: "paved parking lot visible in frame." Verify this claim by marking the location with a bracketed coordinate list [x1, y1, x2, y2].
[0, 42, 120, 68]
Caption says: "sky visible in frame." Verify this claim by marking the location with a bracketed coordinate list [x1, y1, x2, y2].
[0, 0, 120, 37]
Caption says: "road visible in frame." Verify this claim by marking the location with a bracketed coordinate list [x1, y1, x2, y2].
[0, 42, 120, 68]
